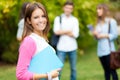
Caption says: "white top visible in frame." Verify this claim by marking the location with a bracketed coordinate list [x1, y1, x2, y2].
[117, 25, 120, 35]
[53, 14, 79, 52]
[17, 19, 24, 40]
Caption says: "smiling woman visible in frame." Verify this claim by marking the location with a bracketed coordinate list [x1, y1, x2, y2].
[16, 2, 63, 80]
[27, 8, 47, 37]
[22, 2, 50, 41]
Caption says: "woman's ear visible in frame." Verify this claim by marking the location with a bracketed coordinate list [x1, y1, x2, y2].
[27, 18, 31, 24]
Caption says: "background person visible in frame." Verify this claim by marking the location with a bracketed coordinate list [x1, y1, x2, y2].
[92, 4, 118, 80]
[16, 2, 30, 41]
[53, 1, 79, 80]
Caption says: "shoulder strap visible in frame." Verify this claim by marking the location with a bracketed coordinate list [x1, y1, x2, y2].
[108, 21, 111, 50]
[59, 15, 62, 24]
[59, 15, 62, 29]
[108, 21, 110, 33]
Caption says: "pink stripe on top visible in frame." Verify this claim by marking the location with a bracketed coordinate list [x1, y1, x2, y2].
[16, 36, 36, 80]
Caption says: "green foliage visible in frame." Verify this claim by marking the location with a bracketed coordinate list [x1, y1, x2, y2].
[0, 0, 113, 63]
[40, 0, 109, 49]
[109, 0, 120, 11]
[72, 0, 109, 49]
[0, 1, 19, 63]
[41, 0, 109, 49]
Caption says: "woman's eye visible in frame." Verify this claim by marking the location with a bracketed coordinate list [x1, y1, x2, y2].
[34, 16, 38, 19]
[33, 15, 46, 19]
[42, 15, 46, 18]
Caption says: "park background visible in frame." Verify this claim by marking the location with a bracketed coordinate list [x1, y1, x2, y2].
[0, 0, 120, 80]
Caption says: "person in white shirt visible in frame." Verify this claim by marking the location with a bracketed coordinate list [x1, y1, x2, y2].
[53, 1, 79, 80]
[16, 2, 29, 41]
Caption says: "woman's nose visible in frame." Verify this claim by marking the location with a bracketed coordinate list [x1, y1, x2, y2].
[39, 18, 46, 23]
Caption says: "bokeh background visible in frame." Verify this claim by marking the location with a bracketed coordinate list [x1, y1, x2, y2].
[0, 0, 120, 80]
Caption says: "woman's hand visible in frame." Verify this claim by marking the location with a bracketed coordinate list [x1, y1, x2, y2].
[92, 30, 98, 36]
[33, 69, 61, 80]
[50, 69, 61, 78]
[92, 30, 99, 39]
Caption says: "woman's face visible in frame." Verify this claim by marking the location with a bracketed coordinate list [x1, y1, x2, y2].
[29, 8, 47, 34]
[97, 8, 103, 17]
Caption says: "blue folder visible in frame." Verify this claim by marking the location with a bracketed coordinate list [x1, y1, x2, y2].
[28, 46, 63, 74]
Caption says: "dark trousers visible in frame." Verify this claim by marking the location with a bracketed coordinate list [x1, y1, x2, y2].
[99, 55, 118, 80]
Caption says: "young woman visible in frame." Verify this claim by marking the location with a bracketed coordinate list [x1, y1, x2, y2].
[93, 4, 118, 80]
[16, 2, 63, 80]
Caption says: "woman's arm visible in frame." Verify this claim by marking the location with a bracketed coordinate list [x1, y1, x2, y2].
[16, 36, 60, 80]
[93, 19, 118, 40]
[95, 33, 109, 39]
[108, 19, 118, 41]
[16, 37, 36, 80]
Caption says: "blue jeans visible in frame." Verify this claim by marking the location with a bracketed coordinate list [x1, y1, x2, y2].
[57, 50, 77, 80]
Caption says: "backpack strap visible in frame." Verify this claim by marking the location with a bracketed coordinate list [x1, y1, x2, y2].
[59, 15, 62, 24]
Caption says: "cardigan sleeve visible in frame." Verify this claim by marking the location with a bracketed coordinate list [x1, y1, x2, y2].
[16, 36, 36, 80]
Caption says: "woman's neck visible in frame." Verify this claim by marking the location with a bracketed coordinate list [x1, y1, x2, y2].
[33, 30, 43, 37]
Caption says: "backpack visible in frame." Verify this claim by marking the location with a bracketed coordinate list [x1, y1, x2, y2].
[50, 16, 62, 50]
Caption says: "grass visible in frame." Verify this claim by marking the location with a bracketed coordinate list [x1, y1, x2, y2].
[0, 64, 16, 80]
[61, 47, 120, 80]
[0, 47, 120, 80]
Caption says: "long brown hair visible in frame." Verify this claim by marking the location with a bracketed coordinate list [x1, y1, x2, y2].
[19, 2, 30, 20]
[97, 4, 110, 23]
[22, 2, 50, 41]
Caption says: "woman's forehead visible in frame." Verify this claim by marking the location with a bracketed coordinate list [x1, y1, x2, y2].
[97, 6, 103, 9]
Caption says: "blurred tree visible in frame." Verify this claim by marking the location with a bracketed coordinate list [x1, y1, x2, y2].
[1, 0, 118, 63]
[0, 0, 19, 63]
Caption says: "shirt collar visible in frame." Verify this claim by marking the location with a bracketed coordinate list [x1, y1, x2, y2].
[61, 13, 72, 18]
[31, 33, 45, 41]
